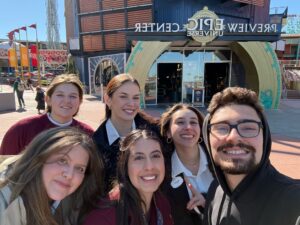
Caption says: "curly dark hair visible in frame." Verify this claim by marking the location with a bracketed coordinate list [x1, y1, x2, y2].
[207, 87, 264, 119]
[159, 103, 205, 152]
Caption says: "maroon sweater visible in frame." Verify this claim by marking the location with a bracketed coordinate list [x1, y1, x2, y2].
[0, 114, 94, 155]
[83, 191, 174, 225]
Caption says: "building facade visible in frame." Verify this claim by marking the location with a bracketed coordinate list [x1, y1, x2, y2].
[65, 0, 284, 108]
[0, 39, 67, 75]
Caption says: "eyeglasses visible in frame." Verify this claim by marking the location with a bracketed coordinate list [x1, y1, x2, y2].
[208, 120, 263, 138]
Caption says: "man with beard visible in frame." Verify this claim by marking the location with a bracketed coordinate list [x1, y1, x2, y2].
[202, 87, 300, 225]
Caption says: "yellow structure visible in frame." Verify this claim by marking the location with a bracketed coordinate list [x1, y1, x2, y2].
[126, 41, 281, 109]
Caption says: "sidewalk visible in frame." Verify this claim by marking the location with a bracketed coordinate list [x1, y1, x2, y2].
[0, 85, 299, 178]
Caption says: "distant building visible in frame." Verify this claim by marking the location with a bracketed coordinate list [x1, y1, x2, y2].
[65, 0, 285, 109]
[271, 13, 300, 98]
[276, 34, 300, 61]
[0, 39, 67, 75]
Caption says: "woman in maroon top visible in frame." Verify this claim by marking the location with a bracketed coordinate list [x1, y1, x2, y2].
[0, 74, 94, 155]
[83, 129, 174, 225]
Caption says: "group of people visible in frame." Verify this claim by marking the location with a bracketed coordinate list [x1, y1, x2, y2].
[1, 73, 300, 225]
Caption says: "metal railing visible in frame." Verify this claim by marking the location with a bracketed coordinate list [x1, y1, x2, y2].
[279, 60, 300, 68]
[279, 60, 300, 99]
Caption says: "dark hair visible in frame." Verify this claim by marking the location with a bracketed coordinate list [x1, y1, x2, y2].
[207, 87, 264, 119]
[160, 103, 205, 150]
[105, 73, 140, 119]
[46, 74, 84, 116]
[0, 127, 104, 225]
[116, 129, 164, 225]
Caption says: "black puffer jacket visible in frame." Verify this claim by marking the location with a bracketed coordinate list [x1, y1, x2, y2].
[202, 112, 300, 225]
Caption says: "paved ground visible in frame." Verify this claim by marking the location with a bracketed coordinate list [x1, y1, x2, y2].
[1, 84, 299, 178]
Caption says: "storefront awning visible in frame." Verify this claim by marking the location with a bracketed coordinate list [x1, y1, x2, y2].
[284, 69, 300, 82]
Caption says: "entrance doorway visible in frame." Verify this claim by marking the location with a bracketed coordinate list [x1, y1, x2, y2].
[157, 63, 182, 104]
[94, 59, 119, 97]
[204, 63, 230, 104]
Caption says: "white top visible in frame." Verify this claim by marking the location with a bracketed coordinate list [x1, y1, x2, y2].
[171, 144, 214, 197]
[51, 201, 60, 214]
[105, 119, 136, 145]
[47, 113, 73, 127]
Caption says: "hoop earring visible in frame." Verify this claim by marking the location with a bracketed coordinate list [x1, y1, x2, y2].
[167, 138, 172, 144]
[198, 137, 203, 143]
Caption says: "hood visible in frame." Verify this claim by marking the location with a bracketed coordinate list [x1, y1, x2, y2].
[202, 110, 272, 197]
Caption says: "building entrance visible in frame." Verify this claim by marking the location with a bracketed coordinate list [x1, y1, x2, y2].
[157, 63, 182, 104]
[204, 62, 229, 104]
[94, 59, 119, 98]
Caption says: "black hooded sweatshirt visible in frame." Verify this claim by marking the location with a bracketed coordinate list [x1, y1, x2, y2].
[202, 111, 300, 225]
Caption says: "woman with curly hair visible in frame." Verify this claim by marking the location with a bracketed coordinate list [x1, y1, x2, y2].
[160, 103, 214, 225]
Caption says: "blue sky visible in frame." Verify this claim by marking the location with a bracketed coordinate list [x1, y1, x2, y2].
[270, 0, 299, 14]
[0, 0, 65, 42]
[0, 0, 298, 42]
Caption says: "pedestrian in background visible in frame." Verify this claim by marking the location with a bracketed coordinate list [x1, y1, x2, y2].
[83, 129, 173, 225]
[13, 77, 26, 109]
[0, 74, 94, 155]
[0, 127, 104, 225]
[26, 77, 34, 91]
[35, 86, 45, 114]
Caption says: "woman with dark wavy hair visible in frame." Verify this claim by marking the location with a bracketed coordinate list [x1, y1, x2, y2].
[83, 129, 173, 225]
[0, 127, 104, 225]
[160, 103, 214, 225]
